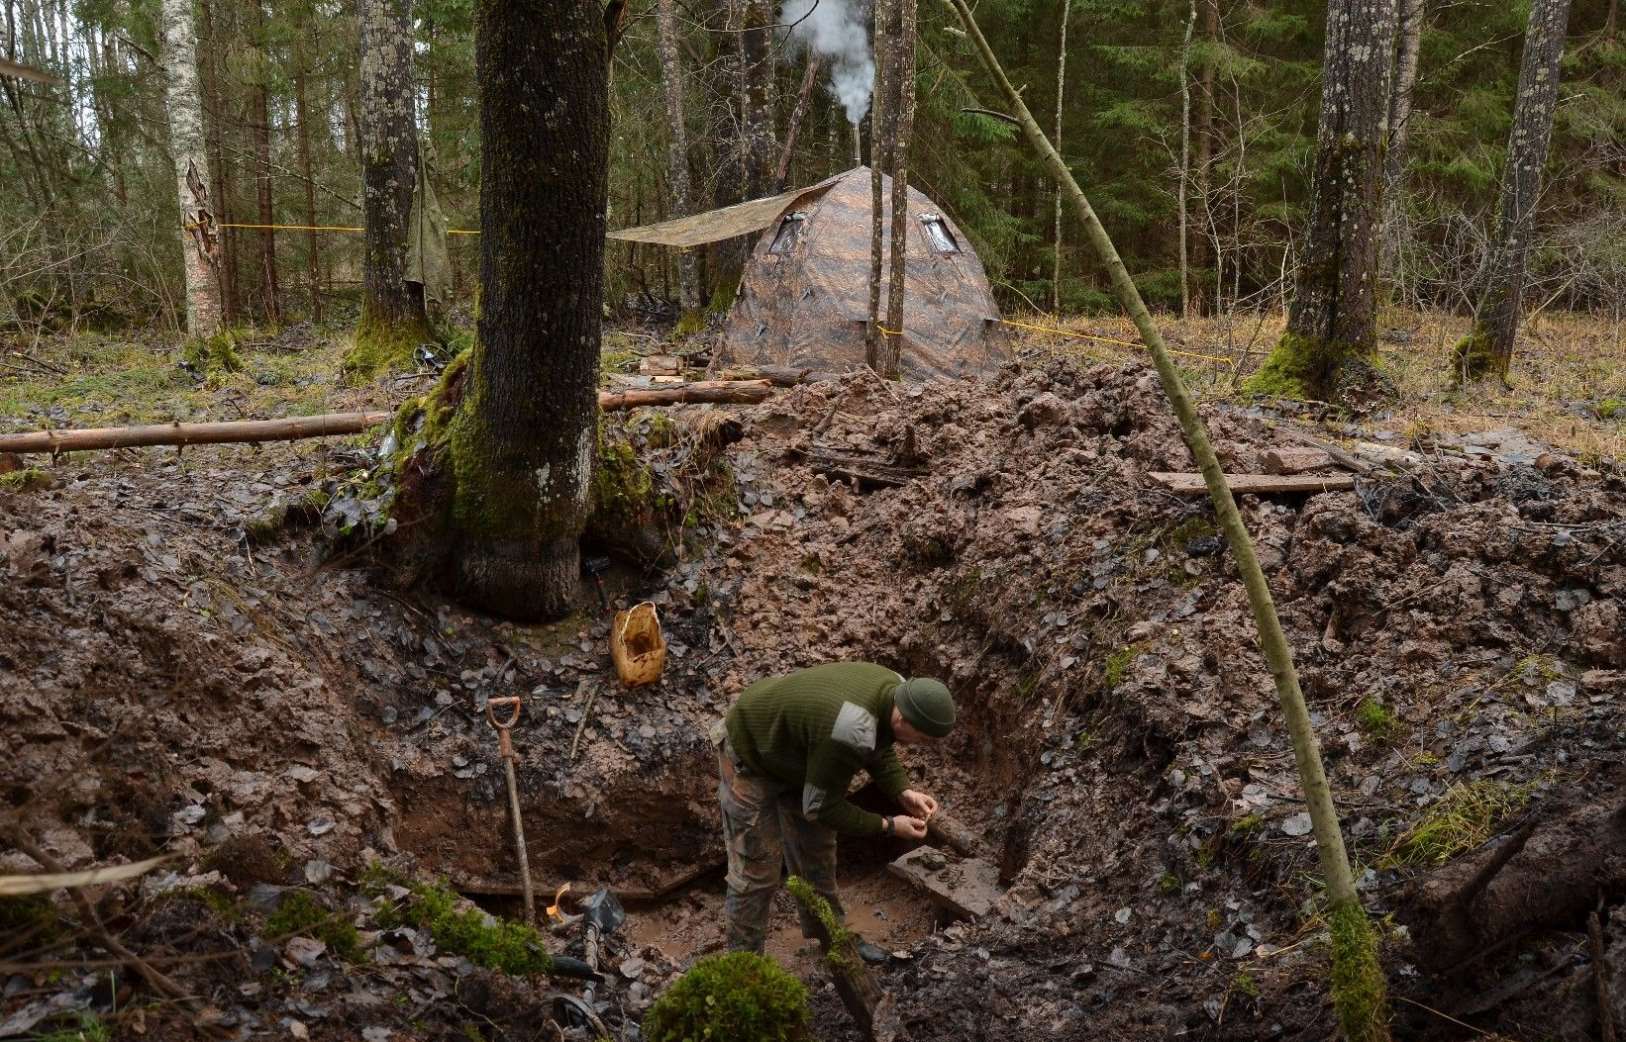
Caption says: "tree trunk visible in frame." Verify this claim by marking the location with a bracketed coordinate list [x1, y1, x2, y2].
[1178, 0, 1195, 319]
[199, 0, 239, 325]
[159, 0, 222, 340]
[351, 0, 431, 376]
[881, 0, 915, 379]
[250, 0, 279, 325]
[1051, 0, 1070, 313]
[776, 52, 822, 191]
[293, 29, 322, 323]
[401, 0, 608, 621]
[654, 0, 700, 314]
[865, 0, 891, 366]
[1246, 0, 1397, 402]
[1381, 0, 1423, 281]
[1451, 0, 1572, 383]
[1192, 0, 1216, 313]
[738, 0, 776, 199]
[937, 2, 1391, 1037]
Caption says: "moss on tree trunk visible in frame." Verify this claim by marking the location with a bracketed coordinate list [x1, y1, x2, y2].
[344, 300, 435, 381]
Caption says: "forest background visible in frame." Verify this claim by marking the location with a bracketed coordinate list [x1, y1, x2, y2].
[1, 0, 1623, 337]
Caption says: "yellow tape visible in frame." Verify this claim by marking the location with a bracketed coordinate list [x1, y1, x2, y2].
[216, 222, 480, 236]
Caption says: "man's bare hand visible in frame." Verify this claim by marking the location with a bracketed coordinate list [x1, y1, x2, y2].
[899, 790, 938, 821]
[890, 815, 928, 840]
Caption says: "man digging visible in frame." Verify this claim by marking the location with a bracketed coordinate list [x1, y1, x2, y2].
[713, 662, 957, 962]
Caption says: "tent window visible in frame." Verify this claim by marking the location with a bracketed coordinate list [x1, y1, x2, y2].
[920, 214, 960, 254]
[768, 212, 806, 254]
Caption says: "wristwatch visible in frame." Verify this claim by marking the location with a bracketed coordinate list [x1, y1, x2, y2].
[881, 816, 894, 836]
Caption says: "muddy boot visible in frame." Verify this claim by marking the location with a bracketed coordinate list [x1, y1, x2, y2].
[856, 939, 891, 965]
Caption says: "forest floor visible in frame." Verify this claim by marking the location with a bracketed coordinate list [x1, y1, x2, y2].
[3, 309, 1626, 1042]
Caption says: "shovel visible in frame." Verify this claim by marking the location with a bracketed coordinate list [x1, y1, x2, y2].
[485, 696, 535, 923]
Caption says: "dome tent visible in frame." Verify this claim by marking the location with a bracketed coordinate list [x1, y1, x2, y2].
[608, 167, 1008, 381]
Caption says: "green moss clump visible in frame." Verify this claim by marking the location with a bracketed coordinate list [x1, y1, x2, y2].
[1386, 780, 1532, 867]
[1157, 871, 1181, 895]
[785, 875, 856, 975]
[1449, 326, 1504, 383]
[342, 306, 436, 383]
[1231, 969, 1261, 1000]
[182, 329, 244, 374]
[1165, 515, 1217, 548]
[1104, 645, 1142, 689]
[379, 878, 553, 976]
[705, 278, 739, 317]
[264, 890, 365, 963]
[1327, 900, 1391, 1042]
[1597, 398, 1625, 420]
[1244, 329, 1370, 401]
[672, 309, 707, 337]
[0, 893, 61, 945]
[1354, 699, 1400, 742]
[1230, 813, 1263, 835]
[0, 467, 52, 492]
[643, 951, 810, 1042]
[592, 422, 657, 531]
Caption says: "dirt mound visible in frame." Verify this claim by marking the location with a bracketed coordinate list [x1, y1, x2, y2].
[5, 356, 1626, 1040]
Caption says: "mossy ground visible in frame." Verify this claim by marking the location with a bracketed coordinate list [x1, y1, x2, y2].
[30, 1013, 109, 1042]
[643, 951, 810, 1042]
[0, 466, 53, 491]
[1104, 644, 1142, 689]
[1383, 780, 1533, 867]
[343, 307, 437, 382]
[1327, 900, 1392, 1042]
[264, 890, 365, 962]
[369, 871, 555, 976]
[1354, 699, 1400, 742]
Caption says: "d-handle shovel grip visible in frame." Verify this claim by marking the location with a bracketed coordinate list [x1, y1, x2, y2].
[485, 696, 522, 730]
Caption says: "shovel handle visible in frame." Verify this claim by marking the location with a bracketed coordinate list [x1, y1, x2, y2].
[486, 696, 522, 730]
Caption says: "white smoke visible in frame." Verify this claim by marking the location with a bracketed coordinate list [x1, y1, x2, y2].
[781, 0, 874, 126]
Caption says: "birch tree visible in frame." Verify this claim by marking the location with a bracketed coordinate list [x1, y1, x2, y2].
[159, 0, 222, 340]
[1451, 0, 1573, 382]
[1245, 0, 1398, 402]
[347, 0, 432, 377]
[655, 0, 700, 314]
[880, 0, 916, 379]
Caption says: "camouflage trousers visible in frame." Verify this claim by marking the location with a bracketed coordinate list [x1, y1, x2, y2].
[713, 726, 844, 954]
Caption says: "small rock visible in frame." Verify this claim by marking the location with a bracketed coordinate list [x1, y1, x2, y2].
[307, 817, 336, 837]
[304, 860, 333, 885]
[1279, 813, 1313, 837]
[284, 936, 326, 968]
[286, 766, 319, 784]
[620, 956, 646, 979]
[284, 1018, 309, 1039]
[1113, 907, 1131, 924]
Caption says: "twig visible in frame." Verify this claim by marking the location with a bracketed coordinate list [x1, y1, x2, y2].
[1393, 995, 1491, 1036]
[569, 681, 601, 763]
[1594, 900, 1617, 1042]
[6, 830, 189, 1002]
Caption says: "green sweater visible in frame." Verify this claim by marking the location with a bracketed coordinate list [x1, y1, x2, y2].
[724, 662, 913, 836]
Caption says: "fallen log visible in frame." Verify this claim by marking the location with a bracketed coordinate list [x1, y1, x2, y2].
[807, 446, 927, 488]
[1, 380, 779, 456]
[786, 876, 900, 1042]
[0, 411, 391, 455]
[715, 364, 839, 387]
[1261, 447, 1333, 475]
[1149, 471, 1355, 495]
[1397, 798, 1626, 974]
[596, 379, 774, 410]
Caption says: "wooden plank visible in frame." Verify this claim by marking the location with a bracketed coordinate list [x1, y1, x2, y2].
[887, 847, 1000, 919]
[1149, 471, 1356, 495]
[1261, 447, 1333, 475]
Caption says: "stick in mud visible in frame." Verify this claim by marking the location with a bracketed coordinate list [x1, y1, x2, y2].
[786, 875, 900, 1042]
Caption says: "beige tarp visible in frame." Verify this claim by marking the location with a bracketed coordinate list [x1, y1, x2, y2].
[406, 144, 450, 308]
[607, 173, 846, 247]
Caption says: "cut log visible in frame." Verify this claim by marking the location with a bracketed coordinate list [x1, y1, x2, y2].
[1149, 472, 1355, 495]
[1261, 447, 1333, 475]
[0, 412, 391, 455]
[786, 876, 900, 1042]
[807, 446, 927, 489]
[597, 379, 774, 410]
[887, 847, 1001, 919]
[715, 364, 839, 387]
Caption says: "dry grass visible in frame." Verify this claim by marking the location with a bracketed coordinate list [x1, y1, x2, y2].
[1006, 306, 1626, 460]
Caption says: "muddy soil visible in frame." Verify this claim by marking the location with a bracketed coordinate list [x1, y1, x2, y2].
[5, 357, 1626, 1041]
